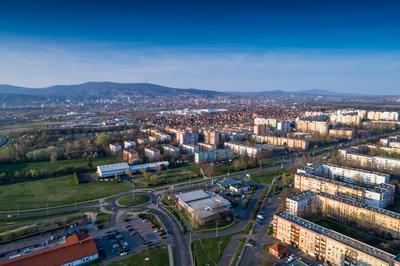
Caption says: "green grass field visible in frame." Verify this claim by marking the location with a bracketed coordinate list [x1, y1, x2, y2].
[192, 235, 231, 266]
[0, 175, 129, 211]
[117, 194, 150, 207]
[0, 156, 123, 174]
[110, 246, 169, 266]
[249, 168, 287, 185]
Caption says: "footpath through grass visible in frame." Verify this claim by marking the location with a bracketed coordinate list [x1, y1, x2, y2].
[192, 235, 231, 266]
[117, 194, 150, 207]
[0, 175, 129, 211]
[110, 246, 169, 266]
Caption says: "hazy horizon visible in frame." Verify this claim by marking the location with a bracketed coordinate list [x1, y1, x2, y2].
[1, 0, 400, 94]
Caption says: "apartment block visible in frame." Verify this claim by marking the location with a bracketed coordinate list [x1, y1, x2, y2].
[273, 211, 396, 266]
[144, 147, 161, 162]
[177, 130, 197, 145]
[339, 149, 400, 171]
[123, 141, 136, 150]
[122, 149, 140, 164]
[294, 171, 395, 208]
[253, 135, 309, 150]
[367, 111, 399, 121]
[328, 128, 355, 139]
[194, 149, 234, 164]
[162, 145, 180, 157]
[287, 191, 400, 238]
[181, 144, 200, 155]
[296, 119, 329, 136]
[302, 163, 390, 186]
[224, 142, 261, 158]
[109, 143, 122, 154]
[203, 130, 221, 147]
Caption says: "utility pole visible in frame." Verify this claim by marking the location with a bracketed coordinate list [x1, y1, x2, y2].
[215, 220, 218, 237]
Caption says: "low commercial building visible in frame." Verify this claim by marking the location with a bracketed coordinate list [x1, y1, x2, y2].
[273, 211, 396, 266]
[253, 135, 309, 150]
[144, 147, 161, 162]
[97, 162, 130, 178]
[287, 191, 400, 238]
[215, 178, 252, 195]
[301, 163, 390, 186]
[130, 161, 169, 173]
[163, 145, 180, 157]
[294, 171, 395, 208]
[176, 190, 231, 226]
[0, 233, 98, 266]
[194, 149, 234, 164]
[268, 242, 288, 258]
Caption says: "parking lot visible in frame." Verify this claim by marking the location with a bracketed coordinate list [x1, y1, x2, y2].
[96, 214, 165, 260]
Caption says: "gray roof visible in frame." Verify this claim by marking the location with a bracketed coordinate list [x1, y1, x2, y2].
[176, 190, 210, 203]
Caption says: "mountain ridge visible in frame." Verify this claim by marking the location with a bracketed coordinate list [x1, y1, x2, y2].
[0, 81, 366, 97]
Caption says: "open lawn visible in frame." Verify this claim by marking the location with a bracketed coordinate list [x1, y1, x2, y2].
[0, 156, 123, 174]
[133, 165, 201, 188]
[249, 169, 285, 185]
[0, 175, 129, 211]
[110, 246, 169, 266]
[192, 235, 231, 266]
[117, 194, 150, 207]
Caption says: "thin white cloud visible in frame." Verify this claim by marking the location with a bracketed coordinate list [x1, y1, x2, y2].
[0, 40, 399, 94]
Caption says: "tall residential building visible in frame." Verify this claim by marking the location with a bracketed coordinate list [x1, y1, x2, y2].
[194, 149, 234, 164]
[286, 191, 400, 238]
[177, 130, 197, 145]
[296, 119, 329, 136]
[144, 147, 161, 162]
[294, 171, 395, 208]
[253, 135, 309, 150]
[273, 211, 396, 266]
[162, 145, 180, 157]
[204, 130, 221, 147]
[301, 163, 390, 186]
[224, 142, 261, 158]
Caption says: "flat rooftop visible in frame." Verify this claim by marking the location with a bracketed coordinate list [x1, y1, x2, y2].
[297, 172, 392, 194]
[176, 190, 210, 203]
[276, 211, 395, 263]
[287, 190, 315, 202]
[318, 192, 400, 220]
[97, 162, 129, 172]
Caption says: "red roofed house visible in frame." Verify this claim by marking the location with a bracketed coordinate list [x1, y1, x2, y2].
[268, 242, 288, 258]
[0, 233, 98, 266]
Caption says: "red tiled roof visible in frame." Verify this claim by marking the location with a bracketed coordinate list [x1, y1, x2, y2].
[0, 233, 98, 266]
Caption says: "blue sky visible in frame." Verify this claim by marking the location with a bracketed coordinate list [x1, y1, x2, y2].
[0, 0, 400, 94]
